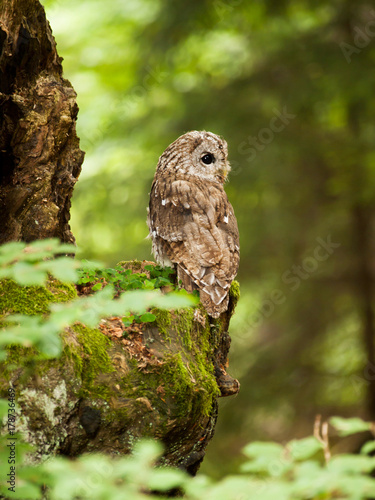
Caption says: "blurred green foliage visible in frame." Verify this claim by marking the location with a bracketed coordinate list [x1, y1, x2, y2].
[43, 0, 375, 477]
[3, 395, 375, 500]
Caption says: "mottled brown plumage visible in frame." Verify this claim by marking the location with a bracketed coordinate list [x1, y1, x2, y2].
[147, 131, 239, 318]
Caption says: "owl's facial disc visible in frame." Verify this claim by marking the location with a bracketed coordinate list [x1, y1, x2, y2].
[192, 141, 229, 183]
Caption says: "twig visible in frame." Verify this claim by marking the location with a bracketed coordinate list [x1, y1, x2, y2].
[314, 414, 331, 463]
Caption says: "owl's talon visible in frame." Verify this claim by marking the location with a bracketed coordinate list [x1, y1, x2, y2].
[214, 364, 240, 397]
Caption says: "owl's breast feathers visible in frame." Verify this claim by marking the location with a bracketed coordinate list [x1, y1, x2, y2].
[148, 175, 239, 318]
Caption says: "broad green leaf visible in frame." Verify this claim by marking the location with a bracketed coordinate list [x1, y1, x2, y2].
[287, 436, 323, 461]
[0, 241, 26, 265]
[242, 441, 284, 459]
[11, 262, 47, 286]
[329, 416, 372, 436]
[38, 257, 79, 282]
[147, 468, 187, 491]
[132, 439, 163, 466]
[360, 440, 375, 455]
[140, 312, 156, 322]
[122, 315, 135, 327]
[328, 454, 375, 474]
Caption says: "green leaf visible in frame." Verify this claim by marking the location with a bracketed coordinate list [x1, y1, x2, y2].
[287, 436, 323, 461]
[132, 439, 163, 465]
[328, 454, 375, 474]
[91, 283, 102, 291]
[39, 257, 79, 282]
[12, 262, 47, 285]
[329, 416, 372, 436]
[140, 312, 156, 322]
[147, 468, 187, 491]
[122, 315, 135, 327]
[361, 440, 375, 455]
[143, 279, 156, 290]
[117, 289, 196, 313]
[78, 276, 91, 284]
[0, 241, 26, 265]
[242, 441, 284, 459]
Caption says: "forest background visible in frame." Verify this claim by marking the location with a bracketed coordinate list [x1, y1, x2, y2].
[42, 0, 375, 477]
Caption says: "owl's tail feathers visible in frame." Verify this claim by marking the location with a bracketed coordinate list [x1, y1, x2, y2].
[200, 290, 229, 318]
[176, 264, 230, 318]
[177, 265, 197, 293]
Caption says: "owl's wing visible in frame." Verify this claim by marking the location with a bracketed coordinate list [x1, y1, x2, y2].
[148, 178, 239, 316]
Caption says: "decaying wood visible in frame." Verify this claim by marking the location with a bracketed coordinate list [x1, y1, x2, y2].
[0, 0, 84, 243]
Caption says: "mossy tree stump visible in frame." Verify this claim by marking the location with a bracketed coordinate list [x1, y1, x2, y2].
[0, 262, 239, 474]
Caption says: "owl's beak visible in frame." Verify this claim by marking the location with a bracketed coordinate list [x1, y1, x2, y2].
[217, 163, 230, 183]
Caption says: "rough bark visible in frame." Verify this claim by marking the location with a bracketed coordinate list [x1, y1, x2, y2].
[0, 0, 84, 244]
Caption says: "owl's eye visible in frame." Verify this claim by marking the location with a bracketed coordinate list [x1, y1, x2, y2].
[201, 153, 215, 165]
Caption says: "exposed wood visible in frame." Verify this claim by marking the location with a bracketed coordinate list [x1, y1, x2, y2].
[0, 0, 84, 244]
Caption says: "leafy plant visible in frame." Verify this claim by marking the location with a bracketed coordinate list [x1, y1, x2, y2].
[77, 262, 180, 327]
[1, 411, 375, 499]
[0, 239, 80, 285]
[78, 263, 175, 292]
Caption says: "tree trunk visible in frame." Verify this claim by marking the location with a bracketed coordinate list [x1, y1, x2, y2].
[352, 205, 375, 417]
[0, 0, 84, 244]
[0, 0, 240, 477]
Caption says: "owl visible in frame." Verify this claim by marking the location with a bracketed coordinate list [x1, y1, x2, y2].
[147, 131, 239, 318]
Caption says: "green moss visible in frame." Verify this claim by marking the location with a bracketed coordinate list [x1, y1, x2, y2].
[153, 308, 172, 342]
[229, 279, 240, 306]
[161, 352, 194, 412]
[165, 310, 219, 417]
[46, 279, 77, 302]
[160, 351, 219, 418]
[0, 278, 77, 317]
[0, 279, 55, 316]
[176, 308, 195, 350]
[68, 324, 115, 400]
[0, 278, 78, 377]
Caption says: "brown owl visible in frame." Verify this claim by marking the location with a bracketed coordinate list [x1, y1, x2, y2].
[147, 130, 239, 318]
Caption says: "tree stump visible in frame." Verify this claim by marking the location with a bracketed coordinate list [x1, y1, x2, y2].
[0, 262, 240, 474]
